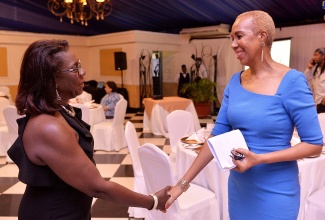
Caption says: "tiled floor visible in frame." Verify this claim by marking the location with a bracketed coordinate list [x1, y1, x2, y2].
[0, 112, 215, 219]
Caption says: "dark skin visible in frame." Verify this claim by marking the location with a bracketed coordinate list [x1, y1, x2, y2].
[23, 50, 171, 212]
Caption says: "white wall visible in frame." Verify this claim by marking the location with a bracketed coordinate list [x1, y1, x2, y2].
[87, 30, 180, 86]
[0, 30, 88, 85]
[0, 23, 324, 107]
[275, 23, 325, 72]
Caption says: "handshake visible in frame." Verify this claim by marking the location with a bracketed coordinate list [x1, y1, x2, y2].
[148, 179, 189, 212]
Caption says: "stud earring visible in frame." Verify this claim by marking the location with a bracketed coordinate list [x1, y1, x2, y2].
[260, 42, 265, 62]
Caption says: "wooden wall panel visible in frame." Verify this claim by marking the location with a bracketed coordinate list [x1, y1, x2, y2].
[99, 48, 122, 76]
[0, 47, 8, 77]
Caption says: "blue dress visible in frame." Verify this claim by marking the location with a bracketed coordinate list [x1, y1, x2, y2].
[211, 70, 323, 220]
[100, 92, 121, 117]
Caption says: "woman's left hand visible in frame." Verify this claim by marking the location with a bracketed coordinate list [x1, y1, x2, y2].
[231, 148, 260, 172]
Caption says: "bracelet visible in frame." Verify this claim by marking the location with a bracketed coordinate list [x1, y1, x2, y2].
[148, 194, 158, 210]
[177, 178, 190, 192]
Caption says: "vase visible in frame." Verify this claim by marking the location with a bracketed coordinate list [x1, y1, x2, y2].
[194, 102, 211, 118]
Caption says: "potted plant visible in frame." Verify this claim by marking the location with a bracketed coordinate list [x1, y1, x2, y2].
[181, 78, 217, 118]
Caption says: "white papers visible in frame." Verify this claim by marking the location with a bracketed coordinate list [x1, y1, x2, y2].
[207, 129, 248, 172]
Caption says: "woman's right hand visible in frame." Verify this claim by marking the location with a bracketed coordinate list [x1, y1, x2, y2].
[165, 185, 183, 209]
[307, 59, 315, 69]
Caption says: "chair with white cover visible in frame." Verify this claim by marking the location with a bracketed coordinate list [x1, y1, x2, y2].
[0, 98, 11, 156]
[91, 98, 127, 151]
[0, 86, 13, 104]
[124, 121, 148, 218]
[138, 143, 219, 220]
[304, 187, 325, 220]
[118, 93, 124, 100]
[71, 103, 91, 125]
[0, 125, 9, 156]
[0, 97, 11, 126]
[3, 106, 24, 163]
[167, 110, 196, 180]
[317, 113, 325, 143]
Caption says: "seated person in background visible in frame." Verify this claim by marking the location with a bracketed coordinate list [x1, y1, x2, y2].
[69, 90, 92, 104]
[100, 81, 121, 119]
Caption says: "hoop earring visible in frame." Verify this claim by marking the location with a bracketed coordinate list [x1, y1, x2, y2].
[260, 42, 265, 62]
[56, 86, 61, 101]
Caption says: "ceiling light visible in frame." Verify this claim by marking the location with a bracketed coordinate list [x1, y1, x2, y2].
[47, 0, 112, 26]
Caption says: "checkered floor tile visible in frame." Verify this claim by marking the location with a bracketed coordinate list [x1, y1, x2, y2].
[0, 112, 215, 219]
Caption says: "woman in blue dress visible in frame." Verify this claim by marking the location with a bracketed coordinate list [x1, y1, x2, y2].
[165, 11, 323, 219]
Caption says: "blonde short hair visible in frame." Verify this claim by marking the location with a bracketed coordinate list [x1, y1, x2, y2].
[237, 10, 275, 48]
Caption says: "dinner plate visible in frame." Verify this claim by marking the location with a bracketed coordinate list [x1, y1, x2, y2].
[89, 104, 98, 109]
[180, 136, 199, 144]
[184, 144, 202, 149]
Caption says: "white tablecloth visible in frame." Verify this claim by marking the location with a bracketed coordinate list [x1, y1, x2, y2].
[177, 142, 325, 220]
[71, 103, 105, 126]
[88, 104, 105, 126]
[298, 155, 325, 219]
[143, 97, 201, 138]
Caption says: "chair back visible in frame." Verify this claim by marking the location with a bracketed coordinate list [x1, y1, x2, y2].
[125, 121, 149, 218]
[118, 93, 124, 100]
[0, 86, 13, 104]
[91, 98, 127, 152]
[0, 97, 11, 125]
[112, 98, 127, 126]
[71, 103, 90, 124]
[0, 86, 10, 95]
[139, 143, 178, 219]
[125, 121, 142, 176]
[167, 110, 196, 148]
[3, 106, 24, 145]
[318, 113, 325, 143]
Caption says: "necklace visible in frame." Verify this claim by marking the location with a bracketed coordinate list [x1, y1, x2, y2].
[61, 105, 76, 117]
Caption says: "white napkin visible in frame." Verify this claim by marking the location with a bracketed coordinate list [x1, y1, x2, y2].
[207, 129, 248, 172]
[186, 128, 205, 143]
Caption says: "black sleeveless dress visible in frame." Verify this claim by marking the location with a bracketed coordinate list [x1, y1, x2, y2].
[8, 108, 95, 220]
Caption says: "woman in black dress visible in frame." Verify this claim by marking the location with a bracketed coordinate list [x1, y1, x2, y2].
[8, 39, 170, 219]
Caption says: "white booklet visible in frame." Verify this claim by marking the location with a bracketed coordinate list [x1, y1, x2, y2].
[207, 129, 248, 172]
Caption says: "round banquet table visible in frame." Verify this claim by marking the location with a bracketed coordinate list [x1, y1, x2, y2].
[71, 103, 105, 126]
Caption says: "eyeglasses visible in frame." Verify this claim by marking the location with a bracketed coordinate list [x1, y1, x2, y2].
[58, 60, 84, 76]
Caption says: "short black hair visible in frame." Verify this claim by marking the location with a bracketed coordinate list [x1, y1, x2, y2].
[315, 48, 325, 55]
[106, 81, 118, 92]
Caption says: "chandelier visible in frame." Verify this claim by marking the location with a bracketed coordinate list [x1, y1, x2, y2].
[47, 0, 112, 26]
